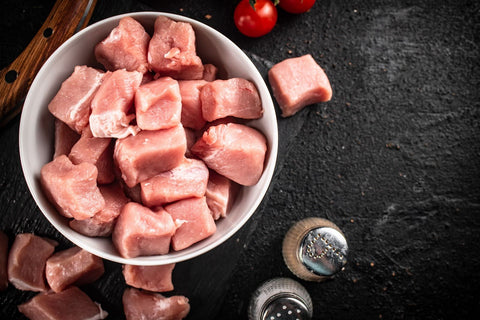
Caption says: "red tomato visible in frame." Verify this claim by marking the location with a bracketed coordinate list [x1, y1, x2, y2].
[279, 0, 316, 14]
[234, 0, 278, 38]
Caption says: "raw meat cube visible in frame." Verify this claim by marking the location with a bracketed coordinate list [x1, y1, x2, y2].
[178, 80, 207, 130]
[69, 182, 130, 237]
[18, 286, 108, 320]
[206, 171, 239, 220]
[148, 16, 204, 80]
[112, 202, 176, 258]
[45, 246, 104, 293]
[135, 76, 182, 130]
[0, 231, 8, 291]
[40, 155, 105, 220]
[95, 16, 150, 74]
[123, 287, 190, 320]
[191, 123, 267, 186]
[68, 126, 115, 185]
[202, 63, 218, 81]
[123, 263, 175, 292]
[268, 54, 332, 117]
[48, 65, 105, 133]
[53, 119, 80, 159]
[165, 197, 216, 251]
[200, 78, 263, 122]
[89, 69, 142, 138]
[8, 233, 57, 292]
[114, 125, 186, 188]
[141, 158, 209, 207]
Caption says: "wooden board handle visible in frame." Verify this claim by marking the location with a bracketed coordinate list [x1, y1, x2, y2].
[0, 0, 97, 127]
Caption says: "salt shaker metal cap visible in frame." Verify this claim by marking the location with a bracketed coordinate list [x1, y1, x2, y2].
[282, 217, 348, 282]
[248, 277, 313, 320]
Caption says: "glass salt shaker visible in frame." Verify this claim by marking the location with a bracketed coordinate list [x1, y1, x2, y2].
[282, 217, 348, 282]
[247, 277, 313, 320]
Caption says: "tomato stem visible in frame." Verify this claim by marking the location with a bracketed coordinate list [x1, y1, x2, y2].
[249, 0, 280, 10]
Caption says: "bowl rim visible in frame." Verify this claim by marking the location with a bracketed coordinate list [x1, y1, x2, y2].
[19, 11, 278, 265]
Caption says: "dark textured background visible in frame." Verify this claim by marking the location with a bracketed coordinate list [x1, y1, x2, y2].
[1, 0, 480, 319]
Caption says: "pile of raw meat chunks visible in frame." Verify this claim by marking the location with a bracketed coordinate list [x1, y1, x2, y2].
[8, 15, 272, 320]
[1, 231, 188, 319]
[2, 12, 333, 319]
[42, 15, 268, 260]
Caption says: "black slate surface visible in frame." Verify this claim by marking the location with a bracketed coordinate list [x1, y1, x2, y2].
[1, 0, 480, 319]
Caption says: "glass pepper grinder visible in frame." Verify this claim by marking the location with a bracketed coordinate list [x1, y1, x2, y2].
[247, 277, 313, 320]
[282, 217, 348, 282]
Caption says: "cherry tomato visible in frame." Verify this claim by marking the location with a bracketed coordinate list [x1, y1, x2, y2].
[234, 0, 278, 38]
[279, 0, 316, 14]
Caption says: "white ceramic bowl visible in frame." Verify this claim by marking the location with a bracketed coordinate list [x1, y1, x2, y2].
[19, 12, 278, 265]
